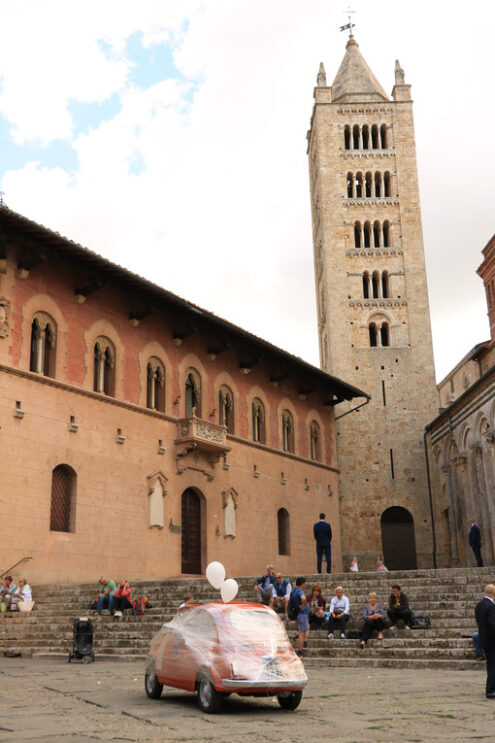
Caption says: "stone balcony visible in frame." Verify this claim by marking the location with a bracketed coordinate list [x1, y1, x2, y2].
[175, 413, 230, 460]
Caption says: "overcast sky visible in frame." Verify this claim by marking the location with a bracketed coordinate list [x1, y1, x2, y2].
[0, 0, 493, 382]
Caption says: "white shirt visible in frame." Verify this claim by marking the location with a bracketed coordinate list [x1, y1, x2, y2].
[271, 581, 292, 600]
[330, 595, 350, 614]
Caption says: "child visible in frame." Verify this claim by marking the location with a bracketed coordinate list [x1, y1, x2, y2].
[350, 556, 359, 573]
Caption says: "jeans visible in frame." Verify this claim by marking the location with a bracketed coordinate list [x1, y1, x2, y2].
[387, 607, 412, 627]
[97, 594, 114, 614]
[473, 632, 485, 659]
[328, 613, 349, 635]
[360, 618, 384, 642]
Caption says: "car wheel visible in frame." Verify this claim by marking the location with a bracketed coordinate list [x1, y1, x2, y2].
[277, 690, 303, 710]
[197, 671, 223, 713]
[145, 669, 163, 699]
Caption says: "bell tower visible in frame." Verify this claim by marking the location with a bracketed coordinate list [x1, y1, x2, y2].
[307, 35, 438, 569]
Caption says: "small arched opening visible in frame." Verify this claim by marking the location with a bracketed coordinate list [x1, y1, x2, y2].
[381, 507, 417, 570]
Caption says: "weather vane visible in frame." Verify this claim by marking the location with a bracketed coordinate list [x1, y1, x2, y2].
[0, 190, 5, 207]
[340, 7, 356, 36]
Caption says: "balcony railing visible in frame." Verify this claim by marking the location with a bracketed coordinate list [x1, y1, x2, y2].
[175, 414, 230, 457]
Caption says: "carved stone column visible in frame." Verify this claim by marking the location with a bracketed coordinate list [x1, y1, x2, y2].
[452, 455, 469, 565]
[441, 465, 459, 566]
[472, 443, 495, 563]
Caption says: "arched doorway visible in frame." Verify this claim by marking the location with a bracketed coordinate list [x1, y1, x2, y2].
[181, 488, 203, 574]
[381, 507, 417, 571]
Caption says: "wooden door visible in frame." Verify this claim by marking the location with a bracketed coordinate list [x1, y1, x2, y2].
[181, 489, 202, 574]
[381, 507, 417, 571]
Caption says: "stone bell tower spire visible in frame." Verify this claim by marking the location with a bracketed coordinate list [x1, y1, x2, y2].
[307, 37, 437, 570]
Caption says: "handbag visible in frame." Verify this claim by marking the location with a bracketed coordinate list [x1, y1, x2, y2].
[411, 614, 431, 629]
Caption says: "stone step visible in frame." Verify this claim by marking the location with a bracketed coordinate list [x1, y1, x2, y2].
[301, 657, 483, 670]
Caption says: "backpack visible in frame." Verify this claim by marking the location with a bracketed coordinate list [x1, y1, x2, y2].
[287, 588, 300, 620]
[132, 599, 144, 616]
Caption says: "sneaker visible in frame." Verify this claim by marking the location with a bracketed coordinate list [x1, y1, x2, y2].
[390, 625, 397, 631]
[114, 610, 122, 617]
[377, 632, 384, 639]
[341, 633, 346, 639]
[327, 633, 334, 639]
[405, 624, 411, 631]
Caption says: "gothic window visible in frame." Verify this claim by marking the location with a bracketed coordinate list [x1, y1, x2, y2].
[375, 171, 382, 197]
[363, 271, 370, 298]
[369, 322, 378, 347]
[50, 464, 76, 532]
[373, 221, 381, 247]
[355, 172, 363, 198]
[282, 409, 294, 453]
[384, 172, 391, 197]
[364, 221, 371, 248]
[147, 358, 165, 412]
[372, 271, 380, 298]
[381, 322, 390, 346]
[93, 337, 115, 396]
[352, 124, 360, 149]
[347, 172, 353, 198]
[185, 368, 201, 417]
[277, 508, 290, 555]
[365, 172, 372, 198]
[252, 398, 266, 444]
[310, 420, 322, 462]
[371, 124, 379, 149]
[362, 125, 370, 149]
[219, 385, 234, 434]
[383, 220, 390, 247]
[380, 124, 387, 149]
[354, 221, 362, 248]
[382, 271, 389, 298]
[29, 313, 56, 377]
[344, 125, 351, 150]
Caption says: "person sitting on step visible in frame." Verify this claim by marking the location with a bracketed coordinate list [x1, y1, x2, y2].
[269, 572, 292, 620]
[387, 584, 412, 630]
[96, 577, 117, 615]
[328, 585, 350, 639]
[0, 576, 17, 611]
[253, 564, 276, 606]
[307, 583, 326, 628]
[112, 579, 132, 617]
[359, 592, 386, 648]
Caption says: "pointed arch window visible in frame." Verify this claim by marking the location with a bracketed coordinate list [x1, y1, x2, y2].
[384, 171, 391, 197]
[362, 125, 370, 149]
[344, 125, 351, 150]
[278, 508, 290, 555]
[29, 313, 57, 377]
[352, 124, 360, 149]
[219, 385, 234, 434]
[372, 271, 380, 298]
[369, 322, 378, 347]
[365, 172, 372, 198]
[374, 171, 382, 197]
[373, 221, 381, 247]
[380, 124, 387, 149]
[50, 464, 76, 532]
[252, 398, 266, 444]
[354, 221, 362, 248]
[93, 337, 115, 396]
[185, 369, 201, 417]
[355, 172, 363, 198]
[310, 420, 322, 462]
[380, 322, 390, 347]
[383, 220, 390, 248]
[382, 271, 389, 298]
[363, 271, 370, 299]
[371, 124, 379, 149]
[147, 358, 165, 412]
[282, 409, 294, 453]
[364, 221, 371, 248]
[347, 172, 353, 198]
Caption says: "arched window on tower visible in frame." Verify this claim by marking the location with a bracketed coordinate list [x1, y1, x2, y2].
[277, 508, 290, 555]
[310, 420, 322, 462]
[252, 398, 266, 444]
[93, 337, 115, 396]
[344, 125, 351, 150]
[369, 322, 378, 347]
[375, 171, 382, 198]
[381, 322, 390, 346]
[185, 369, 201, 417]
[363, 271, 370, 298]
[365, 172, 372, 198]
[354, 221, 362, 248]
[373, 220, 381, 247]
[355, 172, 363, 198]
[371, 124, 379, 149]
[384, 172, 391, 197]
[29, 313, 57, 377]
[382, 271, 390, 298]
[352, 124, 360, 149]
[146, 358, 165, 412]
[347, 172, 353, 198]
[372, 271, 380, 298]
[380, 124, 388, 149]
[383, 221, 390, 248]
[282, 410, 294, 453]
[362, 125, 370, 149]
[364, 221, 371, 248]
[50, 464, 76, 532]
[219, 385, 234, 434]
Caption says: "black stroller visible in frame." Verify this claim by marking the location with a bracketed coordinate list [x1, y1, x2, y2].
[68, 617, 95, 663]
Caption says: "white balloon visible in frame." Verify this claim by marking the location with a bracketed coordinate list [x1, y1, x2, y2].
[206, 561, 225, 590]
[220, 578, 239, 603]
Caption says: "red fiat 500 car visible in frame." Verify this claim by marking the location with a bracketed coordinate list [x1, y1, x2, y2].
[145, 601, 307, 713]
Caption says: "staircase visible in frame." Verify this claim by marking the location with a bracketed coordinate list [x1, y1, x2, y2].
[0, 567, 491, 670]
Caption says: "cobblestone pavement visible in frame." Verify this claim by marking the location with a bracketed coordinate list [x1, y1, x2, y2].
[0, 658, 493, 742]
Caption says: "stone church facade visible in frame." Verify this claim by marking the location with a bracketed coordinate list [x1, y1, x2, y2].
[0, 207, 365, 584]
[307, 36, 438, 570]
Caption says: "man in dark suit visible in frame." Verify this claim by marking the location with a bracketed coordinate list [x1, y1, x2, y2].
[475, 584, 495, 698]
[313, 513, 332, 573]
[469, 519, 483, 567]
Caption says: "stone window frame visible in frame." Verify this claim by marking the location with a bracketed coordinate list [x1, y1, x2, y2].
[29, 311, 57, 377]
[146, 356, 166, 412]
[93, 336, 116, 396]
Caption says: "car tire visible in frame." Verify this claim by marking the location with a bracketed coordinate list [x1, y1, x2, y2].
[277, 690, 303, 710]
[145, 669, 163, 699]
[196, 671, 223, 713]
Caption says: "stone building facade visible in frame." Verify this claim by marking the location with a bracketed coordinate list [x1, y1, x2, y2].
[307, 37, 438, 570]
[426, 234, 495, 567]
[0, 207, 365, 584]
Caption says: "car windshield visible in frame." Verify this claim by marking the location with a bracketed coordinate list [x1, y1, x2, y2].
[229, 609, 286, 640]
